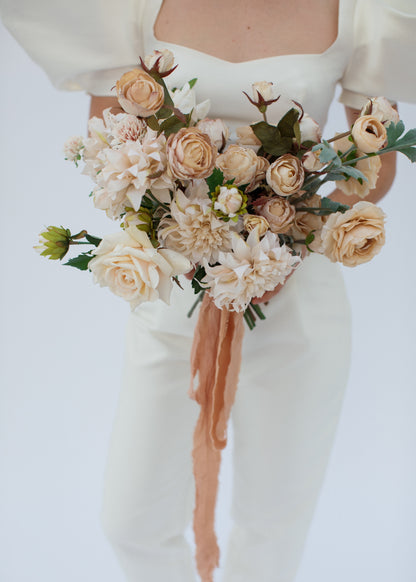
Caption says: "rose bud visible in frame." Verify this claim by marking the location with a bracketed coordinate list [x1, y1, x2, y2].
[243, 214, 270, 237]
[256, 197, 296, 234]
[196, 118, 230, 151]
[144, 49, 175, 74]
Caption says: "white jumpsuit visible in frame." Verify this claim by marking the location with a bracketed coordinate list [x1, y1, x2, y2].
[1, 0, 415, 580]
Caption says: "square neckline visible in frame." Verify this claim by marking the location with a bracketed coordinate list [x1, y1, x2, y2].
[147, 0, 346, 65]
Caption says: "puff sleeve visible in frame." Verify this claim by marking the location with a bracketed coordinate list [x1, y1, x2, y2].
[340, 0, 416, 109]
[0, 0, 145, 95]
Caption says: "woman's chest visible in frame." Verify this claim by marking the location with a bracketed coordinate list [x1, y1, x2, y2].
[154, 0, 340, 62]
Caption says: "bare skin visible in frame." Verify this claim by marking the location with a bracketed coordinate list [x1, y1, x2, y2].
[89, 0, 396, 303]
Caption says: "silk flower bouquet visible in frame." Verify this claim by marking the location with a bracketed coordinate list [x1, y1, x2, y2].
[36, 49, 416, 582]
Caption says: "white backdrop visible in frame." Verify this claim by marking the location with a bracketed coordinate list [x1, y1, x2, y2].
[1, 22, 416, 582]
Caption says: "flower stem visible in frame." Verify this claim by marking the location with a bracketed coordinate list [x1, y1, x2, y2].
[187, 291, 205, 318]
[250, 302, 266, 320]
[327, 129, 351, 143]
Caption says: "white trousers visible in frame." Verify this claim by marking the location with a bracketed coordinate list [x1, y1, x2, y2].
[100, 254, 351, 582]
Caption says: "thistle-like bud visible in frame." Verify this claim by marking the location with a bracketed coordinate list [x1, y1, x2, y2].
[34, 226, 72, 260]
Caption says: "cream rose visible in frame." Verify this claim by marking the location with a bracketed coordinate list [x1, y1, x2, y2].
[302, 150, 325, 172]
[334, 135, 381, 198]
[236, 126, 262, 147]
[196, 118, 230, 151]
[256, 196, 296, 234]
[243, 214, 270, 237]
[351, 115, 387, 153]
[89, 227, 191, 309]
[321, 201, 386, 267]
[361, 97, 400, 126]
[299, 113, 322, 144]
[116, 69, 164, 117]
[216, 145, 258, 186]
[289, 194, 327, 252]
[266, 154, 305, 196]
[167, 127, 217, 180]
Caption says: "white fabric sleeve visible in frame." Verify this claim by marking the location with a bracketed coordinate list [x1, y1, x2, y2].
[0, 0, 145, 95]
[340, 0, 416, 109]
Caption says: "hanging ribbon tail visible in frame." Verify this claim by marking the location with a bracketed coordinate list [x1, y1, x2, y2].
[189, 293, 245, 582]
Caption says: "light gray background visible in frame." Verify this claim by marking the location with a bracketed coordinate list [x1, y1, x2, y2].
[1, 22, 416, 582]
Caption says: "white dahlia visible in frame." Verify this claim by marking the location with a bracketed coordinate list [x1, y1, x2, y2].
[203, 230, 301, 312]
[158, 189, 232, 264]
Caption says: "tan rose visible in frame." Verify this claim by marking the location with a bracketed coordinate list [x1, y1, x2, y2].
[361, 97, 400, 126]
[167, 127, 217, 180]
[351, 115, 387, 153]
[334, 135, 381, 198]
[243, 214, 270, 236]
[266, 154, 305, 196]
[289, 194, 327, 251]
[216, 144, 258, 186]
[302, 150, 325, 172]
[196, 118, 230, 151]
[321, 201, 386, 267]
[116, 69, 164, 117]
[236, 126, 262, 147]
[256, 196, 296, 234]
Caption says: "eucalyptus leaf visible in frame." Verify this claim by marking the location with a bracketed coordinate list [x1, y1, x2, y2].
[339, 164, 368, 182]
[386, 120, 405, 146]
[321, 197, 350, 214]
[313, 141, 338, 163]
[395, 146, 416, 162]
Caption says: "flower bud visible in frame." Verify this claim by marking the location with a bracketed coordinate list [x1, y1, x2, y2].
[351, 115, 387, 153]
[144, 49, 175, 73]
[34, 226, 71, 260]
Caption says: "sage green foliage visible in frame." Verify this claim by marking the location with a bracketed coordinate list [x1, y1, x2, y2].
[64, 253, 95, 271]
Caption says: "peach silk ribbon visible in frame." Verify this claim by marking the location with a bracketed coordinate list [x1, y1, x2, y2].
[189, 293, 245, 582]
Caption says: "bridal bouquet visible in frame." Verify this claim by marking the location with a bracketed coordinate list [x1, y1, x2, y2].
[36, 49, 416, 582]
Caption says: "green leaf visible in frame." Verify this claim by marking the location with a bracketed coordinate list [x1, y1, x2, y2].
[321, 197, 350, 214]
[250, 121, 292, 157]
[159, 115, 187, 136]
[313, 141, 338, 163]
[277, 108, 299, 138]
[386, 120, 405, 146]
[305, 231, 315, 245]
[188, 78, 198, 89]
[191, 266, 207, 294]
[339, 164, 368, 182]
[293, 120, 302, 146]
[85, 234, 102, 247]
[146, 115, 160, 131]
[156, 106, 173, 119]
[206, 168, 224, 193]
[64, 253, 94, 271]
[396, 146, 416, 162]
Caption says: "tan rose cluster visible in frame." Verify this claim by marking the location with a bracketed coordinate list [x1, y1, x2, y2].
[334, 135, 381, 198]
[321, 201, 386, 267]
[116, 69, 164, 117]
